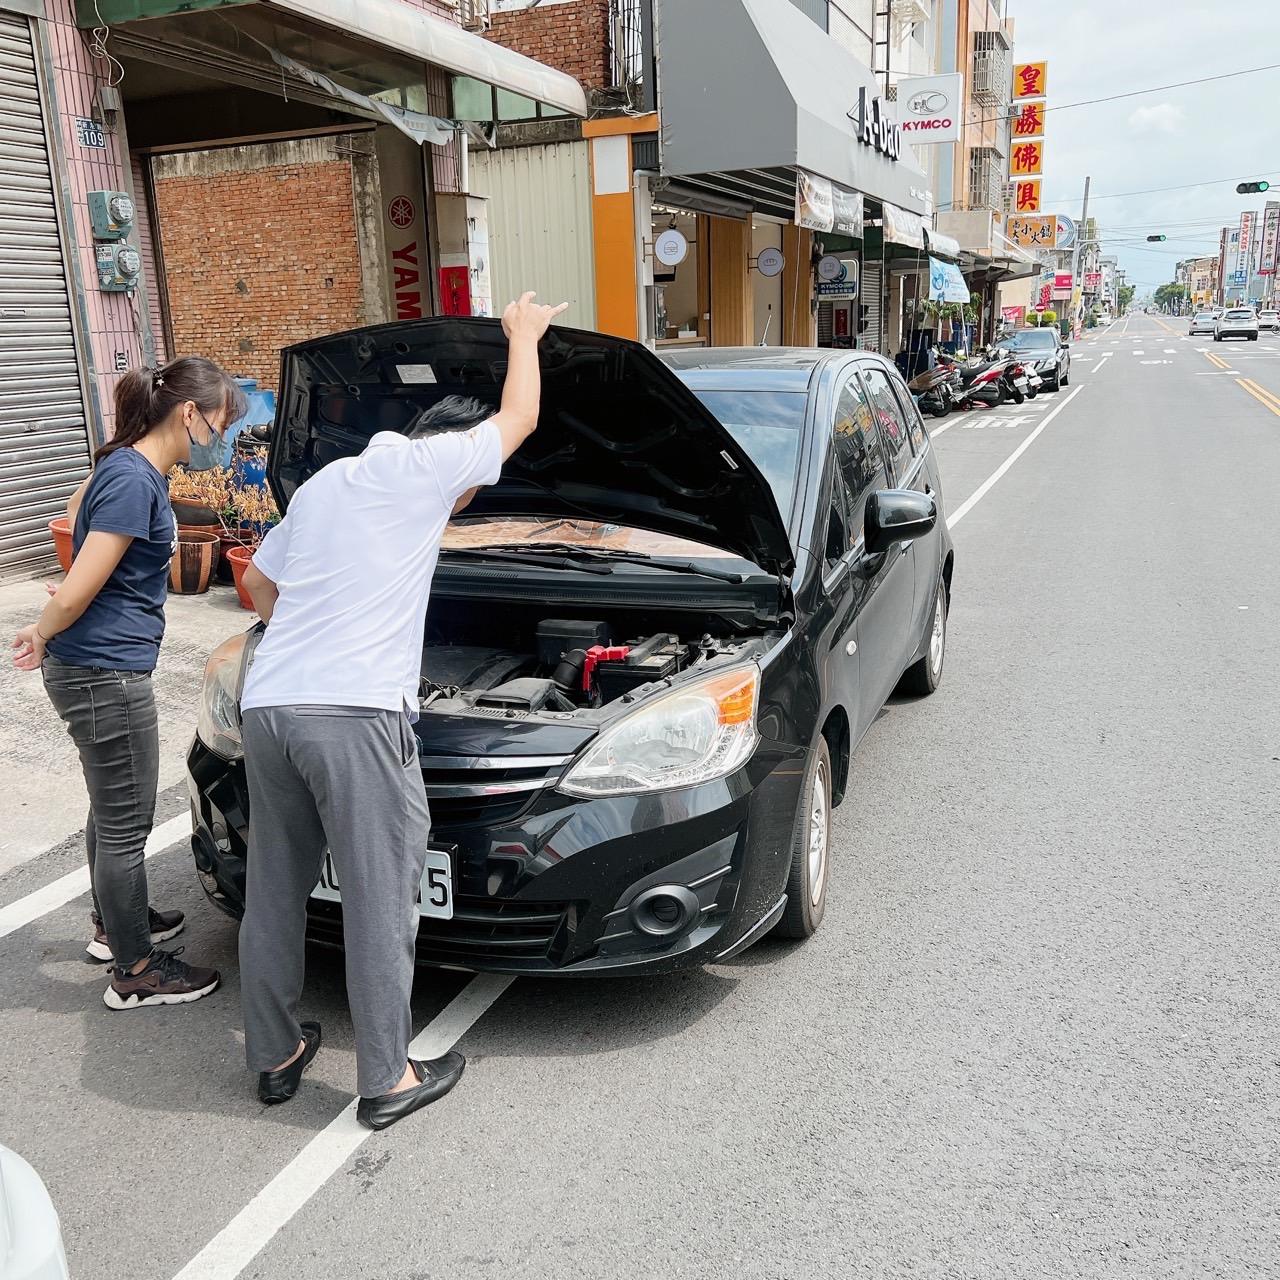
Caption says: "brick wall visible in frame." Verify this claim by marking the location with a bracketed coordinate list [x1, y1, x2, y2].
[486, 0, 611, 91]
[151, 140, 365, 390]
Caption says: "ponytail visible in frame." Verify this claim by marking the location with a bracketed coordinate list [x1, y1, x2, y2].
[97, 356, 248, 464]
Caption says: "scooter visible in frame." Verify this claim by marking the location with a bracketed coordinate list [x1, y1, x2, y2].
[906, 366, 954, 418]
[937, 350, 1010, 409]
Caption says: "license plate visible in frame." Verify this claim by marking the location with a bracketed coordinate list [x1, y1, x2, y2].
[1014, 377, 1028, 389]
[311, 846, 455, 920]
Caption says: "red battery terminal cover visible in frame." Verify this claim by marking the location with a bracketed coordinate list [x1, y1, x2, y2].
[581, 645, 631, 692]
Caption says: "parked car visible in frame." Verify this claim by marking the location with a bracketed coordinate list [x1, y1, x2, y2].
[0, 1145, 70, 1280]
[189, 321, 954, 973]
[999, 327, 1071, 390]
[1188, 311, 1219, 336]
[1258, 309, 1279, 332]
[1215, 308, 1259, 341]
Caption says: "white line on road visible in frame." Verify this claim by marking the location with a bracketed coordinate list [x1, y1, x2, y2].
[1091, 356, 1110, 373]
[170, 973, 514, 1280]
[947, 385, 1084, 530]
[0, 812, 191, 941]
[1133, 350, 1145, 356]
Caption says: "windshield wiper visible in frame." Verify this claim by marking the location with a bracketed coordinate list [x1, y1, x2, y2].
[439, 547, 613, 575]
[447, 542, 750, 584]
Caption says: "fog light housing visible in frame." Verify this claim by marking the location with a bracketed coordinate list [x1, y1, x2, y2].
[629, 885, 701, 939]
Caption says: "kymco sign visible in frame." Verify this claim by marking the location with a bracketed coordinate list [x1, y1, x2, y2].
[894, 74, 963, 145]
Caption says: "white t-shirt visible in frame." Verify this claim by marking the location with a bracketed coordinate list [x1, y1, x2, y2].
[241, 422, 502, 713]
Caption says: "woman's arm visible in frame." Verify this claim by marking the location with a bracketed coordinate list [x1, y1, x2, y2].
[12, 531, 131, 670]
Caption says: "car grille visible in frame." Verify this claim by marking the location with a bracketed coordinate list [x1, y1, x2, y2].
[307, 895, 572, 963]
[417, 751, 570, 829]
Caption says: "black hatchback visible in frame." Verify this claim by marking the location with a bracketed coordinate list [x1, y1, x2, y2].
[188, 320, 954, 974]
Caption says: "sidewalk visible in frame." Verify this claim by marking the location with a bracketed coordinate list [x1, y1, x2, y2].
[0, 570, 253, 876]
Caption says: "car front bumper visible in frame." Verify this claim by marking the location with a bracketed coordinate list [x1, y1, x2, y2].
[187, 732, 805, 976]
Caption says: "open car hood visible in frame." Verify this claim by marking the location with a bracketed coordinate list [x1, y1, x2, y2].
[271, 318, 794, 578]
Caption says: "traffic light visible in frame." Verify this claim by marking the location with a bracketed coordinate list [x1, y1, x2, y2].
[1146, 234, 1167, 242]
[1236, 181, 1271, 194]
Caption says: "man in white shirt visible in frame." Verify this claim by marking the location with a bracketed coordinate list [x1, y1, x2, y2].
[237, 293, 566, 1130]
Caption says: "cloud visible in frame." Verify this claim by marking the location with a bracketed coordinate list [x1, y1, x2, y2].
[1127, 103, 1186, 134]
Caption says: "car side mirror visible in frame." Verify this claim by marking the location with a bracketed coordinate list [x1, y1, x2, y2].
[864, 489, 937, 558]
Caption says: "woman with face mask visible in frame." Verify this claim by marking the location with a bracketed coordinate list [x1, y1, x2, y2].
[12, 357, 245, 1010]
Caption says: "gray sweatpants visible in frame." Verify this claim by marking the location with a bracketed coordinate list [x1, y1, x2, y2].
[239, 705, 428, 1097]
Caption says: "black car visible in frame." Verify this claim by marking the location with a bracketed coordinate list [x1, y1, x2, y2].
[1002, 327, 1071, 390]
[189, 321, 954, 975]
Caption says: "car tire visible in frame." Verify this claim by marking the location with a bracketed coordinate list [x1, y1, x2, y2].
[1214, 334, 1222, 342]
[772, 736, 832, 940]
[1249, 334, 1258, 341]
[899, 578, 948, 697]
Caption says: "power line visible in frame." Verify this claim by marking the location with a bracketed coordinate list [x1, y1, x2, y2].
[1041, 170, 1280, 204]
[972, 61, 1280, 128]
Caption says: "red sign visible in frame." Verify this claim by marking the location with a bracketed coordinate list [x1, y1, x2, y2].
[834, 306, 849, 338]
[1002, 306, 1026, 326]
[1084, 271, 1102, 291]
[1013, 62, 1048, 100]
[391, 241, 423, 319]
[1054, 272, 1073, 290]
[438, 266, 471, 316]
[1036, 284, 1052, 311]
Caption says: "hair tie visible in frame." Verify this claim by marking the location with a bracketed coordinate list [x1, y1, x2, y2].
[153, 370, 165, 388]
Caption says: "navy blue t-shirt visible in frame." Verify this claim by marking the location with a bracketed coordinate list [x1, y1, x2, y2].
[48, 448, 176, 672]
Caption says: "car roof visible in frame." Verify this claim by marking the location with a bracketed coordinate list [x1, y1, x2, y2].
[661, 346, 863, 393]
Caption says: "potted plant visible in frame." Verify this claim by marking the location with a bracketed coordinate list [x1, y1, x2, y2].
[169, 529, 221, 594]
[222, 470, 280, 610]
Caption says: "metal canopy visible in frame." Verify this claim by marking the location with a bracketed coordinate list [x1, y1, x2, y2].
[74, 0, 587, 118]
[654, 0, 929, 215]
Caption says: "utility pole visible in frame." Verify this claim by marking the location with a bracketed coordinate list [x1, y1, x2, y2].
[1069, 174, 1091, 339]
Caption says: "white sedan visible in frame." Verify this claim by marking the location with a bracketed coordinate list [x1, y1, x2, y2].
[1188, 311, 1219, 335]
[1258, 310, 1279, 332]
[0, 1146, 69, 1280]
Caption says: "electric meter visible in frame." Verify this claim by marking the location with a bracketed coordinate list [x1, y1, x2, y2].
[88, 190, 135, 241]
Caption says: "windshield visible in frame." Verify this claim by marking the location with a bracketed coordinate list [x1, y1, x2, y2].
[1004, 330, 1058, 351]
[688, 389, 807, 521]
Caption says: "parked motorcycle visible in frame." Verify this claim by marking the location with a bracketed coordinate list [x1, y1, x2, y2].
[906, 366, 954, 418]
[936, 351, 1010, 409]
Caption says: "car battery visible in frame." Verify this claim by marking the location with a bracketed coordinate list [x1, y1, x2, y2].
[594, 635, 687, 703]
[536, 618, 611, 667]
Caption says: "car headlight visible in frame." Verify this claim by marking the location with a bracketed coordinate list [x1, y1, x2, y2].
[559, 664, 760, 797]
[197, 632, 248, 760]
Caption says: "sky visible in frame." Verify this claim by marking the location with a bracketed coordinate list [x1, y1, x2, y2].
[1005, 0, 1280, 295]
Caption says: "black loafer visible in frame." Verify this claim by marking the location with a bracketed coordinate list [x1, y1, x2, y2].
[356, 1052, 465, 1131]
[258, 1022, 322, 1105]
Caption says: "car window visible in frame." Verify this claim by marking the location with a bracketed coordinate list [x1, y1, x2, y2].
[861, 365, 914, 482]
[690, 389, 806, 521]
[1004, 330, 1057, 352]
[1224, 310, 1254, 320]
[884, 367, 926, 454]
[831, 371, 887, 547]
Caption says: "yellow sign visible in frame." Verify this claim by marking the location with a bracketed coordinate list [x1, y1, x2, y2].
[1011, 101, 1045, 138]
[1010, 141, 1044, 177]
[1006, 215, 1058, 249]
[1013, 179, 1042, 213]
[1013, 62, 1048, 100]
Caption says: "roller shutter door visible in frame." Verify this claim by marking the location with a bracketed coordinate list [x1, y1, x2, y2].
[0, 10, 91, 576]
[860, 261, 883, 354]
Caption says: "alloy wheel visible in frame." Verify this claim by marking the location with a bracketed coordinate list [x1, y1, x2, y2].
[808, 760, 830, 907]
[929, 591, 946, 679]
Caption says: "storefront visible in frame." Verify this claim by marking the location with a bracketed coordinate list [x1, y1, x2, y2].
[621, 0, 931, 351]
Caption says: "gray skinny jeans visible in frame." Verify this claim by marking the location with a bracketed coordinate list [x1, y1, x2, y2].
[42, 655, 159, 968]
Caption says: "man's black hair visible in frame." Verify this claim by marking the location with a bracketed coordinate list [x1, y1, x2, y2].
[407, 395, 493, 438]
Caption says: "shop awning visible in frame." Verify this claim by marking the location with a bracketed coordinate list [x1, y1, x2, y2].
[882, 202, 927, 251]
[75, 0, 587, 119]
[925, 228, 961, 262]
[654, 0, 930, 215]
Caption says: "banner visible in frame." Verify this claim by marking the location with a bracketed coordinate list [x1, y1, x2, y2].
[1011, 101, 1045, 139]
[895, 73, 963, 145]
[1010, 142, 1044, 177]
[1259, 201, 1280, 275]
[1235, 211, 1256, 284]
[1013, 180, 1041, 213]
[928, 257, 970, 303]
[795, 169, 864, 236]
[1002, 305, 1026, 327]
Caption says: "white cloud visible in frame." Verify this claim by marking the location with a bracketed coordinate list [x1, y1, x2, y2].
[1127, 103, 1186, 134]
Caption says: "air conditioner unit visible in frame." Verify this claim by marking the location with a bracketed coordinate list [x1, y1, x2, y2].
[890, 0, 931, 41]
[459, 0, 490, 33]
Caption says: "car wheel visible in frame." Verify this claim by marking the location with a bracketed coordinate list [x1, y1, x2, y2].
[772, 736, 832, 940]
[1214, 333, 1221, 342]
[1250, 334, 1258, 341]
[899, 578, 947, 697]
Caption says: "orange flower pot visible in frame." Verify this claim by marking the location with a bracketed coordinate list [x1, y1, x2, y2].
[48, 517, 73, 574]
[226, 545, 256, 610]
[169, 530, 220, 595]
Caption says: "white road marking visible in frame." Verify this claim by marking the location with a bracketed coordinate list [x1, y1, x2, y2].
[1132, 350, 1145, 356]
[170, 973, 514, 1280]
[1140, 360, 1172, 365]
[0, 812, 191, 941]
[1091, 356, 1110, 373]
[1163, 349, 1177, 354]
[947, 385, 1085, 530]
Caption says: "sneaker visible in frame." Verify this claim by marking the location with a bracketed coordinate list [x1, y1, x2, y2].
[86, 906, 185, 963]
[103, 947, 220, 1010]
